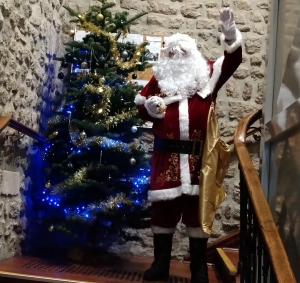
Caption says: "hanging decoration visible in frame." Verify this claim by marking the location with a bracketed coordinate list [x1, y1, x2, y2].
[76, 16, 147, 70]
[96, 13, 104, 21]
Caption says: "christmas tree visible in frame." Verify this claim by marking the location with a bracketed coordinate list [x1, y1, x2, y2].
[37, 0, 152, 240]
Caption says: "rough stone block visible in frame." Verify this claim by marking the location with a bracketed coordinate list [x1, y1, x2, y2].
[196, 19, 216, 30]
[232, 67, 250, 79]
[219, 122, 236, 137]
[255, 82, 265, 104]
[250, 55, 262, 66]
[233, 0, 252, 11]
[147, 15, 168, 27]
[207, 9, 219, 20]
[225, 80, 240, 98]
[147, 0, 177, 15]
[229, 101, 258, 120]
[234, 13, 246, 25]
[181, 3, 202, 19]
[253, 24, 266, 35]
[245, 37, 262, 54]
[251, 67, 264, 79]
[257, 1, 269, 10]
[120, 0, 139, 10]
[242, 81, 253, 100]
[205, 2, 218, 8]
[197, 31, 217, 41]
[250, 10, 263, 22]
[169, 18, 184, 29]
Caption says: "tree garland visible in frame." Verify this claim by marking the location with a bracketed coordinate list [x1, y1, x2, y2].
[77, 14, 147, 70]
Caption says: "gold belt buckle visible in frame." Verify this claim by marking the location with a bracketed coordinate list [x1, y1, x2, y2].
[192, 138, 203, 157]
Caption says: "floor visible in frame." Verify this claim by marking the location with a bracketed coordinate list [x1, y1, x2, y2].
[0, 255, 221, 283]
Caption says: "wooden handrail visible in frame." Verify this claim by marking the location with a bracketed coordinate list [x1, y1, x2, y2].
[0, 116, 46, 142]
[226, 126, 260, 145]
[234, 109, 296, 283]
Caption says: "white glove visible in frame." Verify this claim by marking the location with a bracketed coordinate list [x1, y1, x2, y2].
[219, 8, 236, 42]
[144, 96, 166, 119]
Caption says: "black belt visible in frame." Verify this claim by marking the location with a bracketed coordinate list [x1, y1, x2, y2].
[153, 137, 203, 157]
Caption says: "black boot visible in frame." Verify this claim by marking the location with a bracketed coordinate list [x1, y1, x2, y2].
[189, 237, 209, 283]
[143, 233, 173, 281]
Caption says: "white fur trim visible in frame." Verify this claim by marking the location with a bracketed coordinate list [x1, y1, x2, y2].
[134, 93, 146, 105]
[148, 184, 199, 202]
[180, 154, 191, 186]
[151, 225, 176, 234]
[220, 29, 242, 54]
[148, 185, 199, 202]
[148, 186, 182, 202]
[186, 227, 210, 238]
[197, 56, 224, 99]
[178, 98, 189, 140]
[144, 102, 165, 119]
[163, 94, 182, 105]
[182, 184, 199, 195]
[178, 98, 192, 190]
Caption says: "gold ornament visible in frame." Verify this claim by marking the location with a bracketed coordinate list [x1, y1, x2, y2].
[130, 157, 136, 165]
[98, 108, 103, 114]
[78, 14, 86, 22]
[48, 225, 54, 232]
[98, 87, 104, 93]
[68, 29, 75, 36]
[80, 131, 87, 139]
[81, 61, 88, 69]
[53, 131, 58, 136]
[96, 13, 104, 21]
[45, 181, 51, 188]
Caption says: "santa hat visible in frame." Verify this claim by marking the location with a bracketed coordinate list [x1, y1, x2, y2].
[162, 33, 197, 57]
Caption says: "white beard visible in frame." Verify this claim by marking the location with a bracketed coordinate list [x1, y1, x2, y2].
[153, 51, 210, 98]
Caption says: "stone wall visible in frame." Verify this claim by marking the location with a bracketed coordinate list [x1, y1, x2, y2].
[0, 0, 68, 261]
[0, 0, 269, 262]
[65, 0, 268, 260]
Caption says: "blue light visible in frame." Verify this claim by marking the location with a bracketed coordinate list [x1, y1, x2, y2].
[43, 191, 46, 194]
[85, 214, 89, 218]
[67, 111, 71, 114]
[77, 150, 81, 153]
[82, 206, 85, 209]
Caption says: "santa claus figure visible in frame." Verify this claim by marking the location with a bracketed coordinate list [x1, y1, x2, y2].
[134, 8, 242, 283]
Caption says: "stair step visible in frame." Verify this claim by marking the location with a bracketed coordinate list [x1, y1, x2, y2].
[215, 248, 239, 283]
[0, 255, 221, 283]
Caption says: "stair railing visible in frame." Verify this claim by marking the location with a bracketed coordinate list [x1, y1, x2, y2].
[234, 109, 296, 283]
[0, 116, 46, 142]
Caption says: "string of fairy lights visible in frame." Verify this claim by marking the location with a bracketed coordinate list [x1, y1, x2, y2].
[40, 10, 152, 232]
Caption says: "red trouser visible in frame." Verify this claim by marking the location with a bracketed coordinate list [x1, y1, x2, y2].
[151, 195, 208, 238]
[151, 193, 202, 225]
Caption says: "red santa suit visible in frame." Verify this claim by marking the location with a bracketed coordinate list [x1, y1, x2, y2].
[136, 31, 242, 237]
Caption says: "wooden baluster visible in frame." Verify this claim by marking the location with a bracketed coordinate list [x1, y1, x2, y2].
[239, 165, 247, 282]
[257, 231, 262, 283]
[252, 216, 258, 283]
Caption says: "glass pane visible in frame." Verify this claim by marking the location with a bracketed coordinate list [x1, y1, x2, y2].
[273, 0, 300, 116]
[269, 128, 300, 282]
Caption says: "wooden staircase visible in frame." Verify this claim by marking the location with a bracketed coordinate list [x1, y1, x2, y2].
[0, 232, 240, 283]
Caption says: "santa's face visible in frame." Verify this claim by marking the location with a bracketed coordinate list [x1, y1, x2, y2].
[153, 36, 210, 98]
